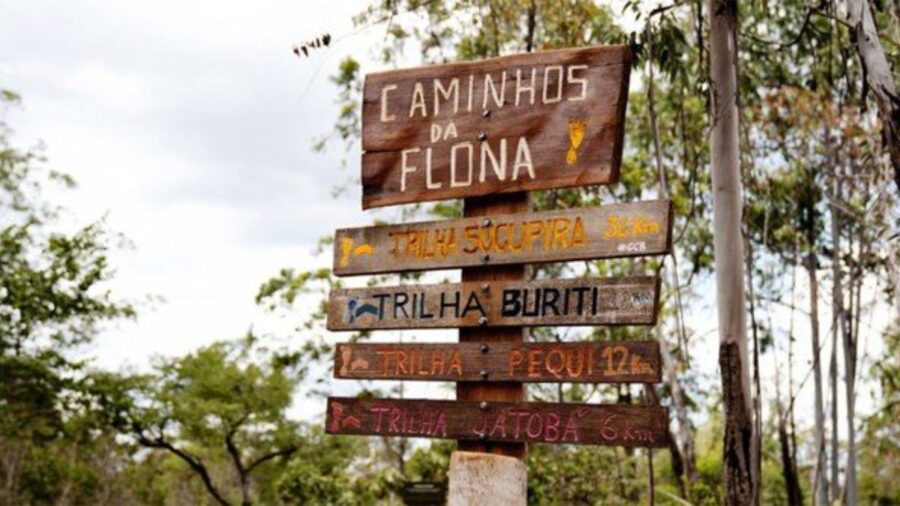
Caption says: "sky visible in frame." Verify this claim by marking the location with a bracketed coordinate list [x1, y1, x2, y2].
[0, 0, 888, 430]
[0, 0, 383, 371]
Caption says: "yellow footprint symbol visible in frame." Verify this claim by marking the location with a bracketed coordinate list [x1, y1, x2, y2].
[566, 119, 587, 165]
[339, 238, 373, 267]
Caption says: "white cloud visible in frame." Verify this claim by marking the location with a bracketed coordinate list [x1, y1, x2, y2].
[0, 0, 373, 371]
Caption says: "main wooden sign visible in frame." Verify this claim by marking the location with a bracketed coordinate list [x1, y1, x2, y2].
[326, 397, 667, 448]
[361, 46, 632, 209]
[333, 341, 661, 383]
[328, 276, 659, 330]
[333, 200, 672, 276]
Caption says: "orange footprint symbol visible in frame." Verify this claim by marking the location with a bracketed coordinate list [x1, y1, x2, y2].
[566, 119, 587, 166]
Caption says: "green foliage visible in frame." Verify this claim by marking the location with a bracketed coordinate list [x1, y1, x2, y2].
[277, 430, 396, 504]
[0, 90, 136, 504]
[121, 337, 304, 505]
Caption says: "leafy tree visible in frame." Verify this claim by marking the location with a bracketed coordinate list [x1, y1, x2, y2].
[119, 337, 304, 506]
[0, 89, 135, 504]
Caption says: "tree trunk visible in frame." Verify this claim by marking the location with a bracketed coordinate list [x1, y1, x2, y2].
[803, 181, 828, 506]
[707, 0, 756, 502]
[787, 253, 804, 505]
[829, 167, 844, 505]
[828, 332, 840, 503]
[743, 235, 763, 500]
[647, 32, 697, 493]
[841, 182, 862, 506]
[774, 342, 804, 506]
[845, 0, 900, 194]
[661, 343, 698, 485]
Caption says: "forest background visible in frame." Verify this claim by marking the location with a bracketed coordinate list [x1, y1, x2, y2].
[0, 0, 898, 504]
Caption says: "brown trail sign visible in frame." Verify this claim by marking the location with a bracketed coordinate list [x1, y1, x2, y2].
[333, 341, 661, 383]
[323, 45, 668, 491]
[326, 397, 668, 448]
[328, 276, 660, 330]
[360, 46, 632, 209]
[333, 200, 672, 276]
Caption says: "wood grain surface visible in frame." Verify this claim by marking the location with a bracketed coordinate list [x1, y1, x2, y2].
[361, 46, 631, 209]
[332, 341, 662, 383]
[327, 276, 660, 330]
[332, 200, 672, 276]
[325, 397, 668, 448]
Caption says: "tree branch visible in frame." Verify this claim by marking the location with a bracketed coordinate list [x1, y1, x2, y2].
[246, 445, 300, 473]
[134, 427, 231, 506]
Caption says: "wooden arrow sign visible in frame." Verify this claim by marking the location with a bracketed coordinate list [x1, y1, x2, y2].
[361, 46, 632, 209]
[326, 397, 668, 448]
[327, 276, 659, 330]
[333, 341, 661, 383]
[333, 200, 672, 276]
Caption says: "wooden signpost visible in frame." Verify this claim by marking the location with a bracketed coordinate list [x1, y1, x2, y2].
[333, 200, 672, 276]
[333, 341, 661, 383]
[327, 276, 660, 330]
[360, 46, 632, 209]
[321, 44, 670, 503]
[326, 397, 668, 448]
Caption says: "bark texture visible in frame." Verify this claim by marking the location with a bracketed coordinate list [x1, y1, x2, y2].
[707, 0, 756, 502]
[448, 451, 526, 506]
[845, 0, 900, 194]
[804, 178, 828, 506]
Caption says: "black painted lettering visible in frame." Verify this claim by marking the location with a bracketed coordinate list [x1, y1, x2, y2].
[394, 292, 410, 318]
[501, 289, 521, 317]
[440, 291, 461, 318]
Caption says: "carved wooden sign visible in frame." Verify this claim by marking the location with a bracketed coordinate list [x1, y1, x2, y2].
[333, 341, 661, 383]
[333, 200, 672, 276]
[328, 276, 659, 330]
[326, 397, 667, 448]
[361, 46, 632, 209]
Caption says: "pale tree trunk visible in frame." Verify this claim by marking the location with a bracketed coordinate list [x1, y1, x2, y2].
[661, 342, 698, 485]
[829, 152, 842, 504]
[743, 234, 763, 500]
[841, 173, 864, 506]
[776, 259, 804, 506]
[845, 0, 900, 193]
[787, 252, 804, 505]
[775, 344, 803, 506]
[707, 0, 756, 503]
[828, 327, 840, 503]
[803, 177, 828, 506]
[647, 27, 697, 493]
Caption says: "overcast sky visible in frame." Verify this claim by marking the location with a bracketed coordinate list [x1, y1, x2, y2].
[0, 0, 390, 371]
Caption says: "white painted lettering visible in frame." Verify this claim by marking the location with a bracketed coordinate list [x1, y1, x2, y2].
[380, 84, 397, 122]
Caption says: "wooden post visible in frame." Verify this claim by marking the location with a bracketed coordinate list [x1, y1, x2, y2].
[448, 452, 526, 505]
[450, 192, 528, 504]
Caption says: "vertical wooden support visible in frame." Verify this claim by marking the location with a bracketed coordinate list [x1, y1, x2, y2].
[447, 193, 530, 506]
[456, 192, 529, 458]
[449, 193, 529, 505]
[448, 451, 526, 505]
